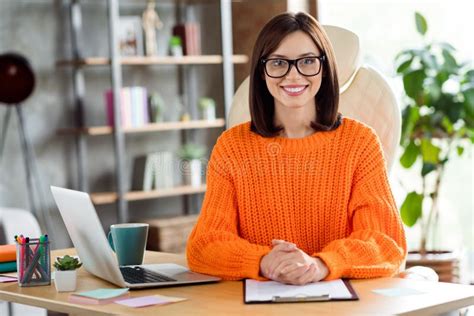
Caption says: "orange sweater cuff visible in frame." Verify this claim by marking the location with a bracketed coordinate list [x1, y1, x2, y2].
[314, 251, 346, 280]
[241, 247, 271, 280]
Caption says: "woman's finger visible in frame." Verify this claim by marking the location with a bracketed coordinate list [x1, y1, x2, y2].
[295, 264, 316, 285]
[267, 251, 298, 277]
[284, 263, 311, 283]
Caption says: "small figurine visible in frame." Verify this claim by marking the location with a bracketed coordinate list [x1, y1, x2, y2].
[149, 92, 165, 122]
[142, 0, 163, 56]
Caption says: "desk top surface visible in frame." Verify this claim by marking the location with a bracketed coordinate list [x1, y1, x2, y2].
[1, 249, 473, 316]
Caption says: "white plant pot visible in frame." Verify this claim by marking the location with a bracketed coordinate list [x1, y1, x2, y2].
[54, 270, 77, 292]
[201, 106, 216, 121]
[183, 159, 202, 187]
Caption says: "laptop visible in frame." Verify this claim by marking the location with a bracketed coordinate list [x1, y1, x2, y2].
[50, 186, 220, 289]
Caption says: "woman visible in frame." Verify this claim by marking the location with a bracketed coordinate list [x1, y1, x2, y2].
[187, 12, 406, 285]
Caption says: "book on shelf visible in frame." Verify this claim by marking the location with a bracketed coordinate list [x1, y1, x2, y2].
[131, 151, 174, 191]
[154, 151, 174, 190]
[131, 155, 155, 191]
[105, 86, 149, 128]
[172, 23, 201, 55]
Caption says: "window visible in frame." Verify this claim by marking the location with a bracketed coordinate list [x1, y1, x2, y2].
[319, 0, 474, 282]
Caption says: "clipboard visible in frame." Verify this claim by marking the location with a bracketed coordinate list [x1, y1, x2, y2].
[243, 279, 359, 304]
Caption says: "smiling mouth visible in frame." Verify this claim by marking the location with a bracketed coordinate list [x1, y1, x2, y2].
[281, 85, 308, 96]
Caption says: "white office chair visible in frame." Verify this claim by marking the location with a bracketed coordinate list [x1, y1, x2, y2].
[229, 25, 438, 282]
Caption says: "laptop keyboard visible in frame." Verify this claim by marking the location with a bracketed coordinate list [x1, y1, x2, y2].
[120, 266, 177, 284]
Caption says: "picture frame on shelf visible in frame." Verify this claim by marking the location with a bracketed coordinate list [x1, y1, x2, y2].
[118, 16, 144, 56]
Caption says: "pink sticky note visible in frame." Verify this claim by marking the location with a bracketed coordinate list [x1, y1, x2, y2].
[115, 296, 168, 308]
[0, 276, 17, 283]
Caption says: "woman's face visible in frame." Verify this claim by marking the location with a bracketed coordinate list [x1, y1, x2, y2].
[263, 31, 323, 111]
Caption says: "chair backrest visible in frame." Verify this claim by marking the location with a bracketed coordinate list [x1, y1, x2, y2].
[228, 25, 400, 172]
[0, 207, 42, 244]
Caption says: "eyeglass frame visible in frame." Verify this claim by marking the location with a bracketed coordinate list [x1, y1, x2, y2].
[260, 55, 326, 78]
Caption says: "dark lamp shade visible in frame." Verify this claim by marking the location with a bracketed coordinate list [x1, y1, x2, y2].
[0, 52, 35, 105]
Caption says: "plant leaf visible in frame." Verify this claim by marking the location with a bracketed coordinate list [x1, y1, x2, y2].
[400, 106, 420, 145]
[457, 146, 464, 156]
[463, 86, 474, 119]
[421, 162, 436, 176]
[400, 191, 423, 227]
[420, 139, 441, 164]
[442, 49, 458, 73]
[415, 12, 428, 36]
[403, 69, 426, 101]
[396, 58, 413, 74]
[438, 41, 456, 52]
[400, 140, 420, 168]
[441, 117, 454, 134]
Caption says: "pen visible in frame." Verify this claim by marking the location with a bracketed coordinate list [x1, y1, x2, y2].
[22, 249, 40, 283]
[19, 236, 25, 281]
[272, 294, 330, 302]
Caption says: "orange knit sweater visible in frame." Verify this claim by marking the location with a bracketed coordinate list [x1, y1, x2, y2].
[187, 118, 406, 280]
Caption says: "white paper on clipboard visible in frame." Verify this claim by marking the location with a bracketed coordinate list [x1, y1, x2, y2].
[245, 279, 354, 303]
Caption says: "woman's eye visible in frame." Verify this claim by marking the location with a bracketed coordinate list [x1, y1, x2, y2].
[271, 59, 286, 67]
[302, 58, 316, 65]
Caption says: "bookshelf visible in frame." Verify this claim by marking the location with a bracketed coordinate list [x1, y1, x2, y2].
[57, 55, 248, 66]
[57, 119, 226, 136]
[61, 0, 241, 222]
[90, 185, 207, 205]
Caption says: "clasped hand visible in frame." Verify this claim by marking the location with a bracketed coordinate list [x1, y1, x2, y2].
[260, 239, 328, 285]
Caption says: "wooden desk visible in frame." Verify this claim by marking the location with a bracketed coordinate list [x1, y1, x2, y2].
[0, 249, 473, 315]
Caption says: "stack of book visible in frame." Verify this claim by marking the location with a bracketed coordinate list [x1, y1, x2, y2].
[144, 215, 199, 253]
[0, 244, 16, 273]
[131, 151, 174, 191]
[172, 23, 201, 55]
[105, 86, 150, 128]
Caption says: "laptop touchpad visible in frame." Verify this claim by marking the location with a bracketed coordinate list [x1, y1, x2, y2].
[142, 263, 189, 276]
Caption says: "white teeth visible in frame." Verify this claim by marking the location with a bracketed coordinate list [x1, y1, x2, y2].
[283, 86, 305, 93]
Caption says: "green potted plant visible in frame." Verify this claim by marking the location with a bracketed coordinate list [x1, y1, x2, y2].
[395, 12, 474, 281]
[53, 255, 82, 292]
[198, 97, 217, 121]
[178, 143, 207, 187]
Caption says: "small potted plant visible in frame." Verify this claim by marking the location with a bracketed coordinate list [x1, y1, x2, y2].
[198, 97, 216, 121]
[394, 12, 473, 282]
[169, 35, 183, 57]
[54, 255, 82, 292]
[178, 143, 206, 187]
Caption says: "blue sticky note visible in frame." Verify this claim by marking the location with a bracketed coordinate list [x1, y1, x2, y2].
[76, 288, 129, 299]
[372, 287, 424, 297]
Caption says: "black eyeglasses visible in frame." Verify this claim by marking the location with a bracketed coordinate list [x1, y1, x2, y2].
[261, 55, 326, 78]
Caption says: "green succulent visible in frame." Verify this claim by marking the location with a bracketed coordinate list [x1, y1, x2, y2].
[54, 255, 83, 271]
[177, 143, 206, 161]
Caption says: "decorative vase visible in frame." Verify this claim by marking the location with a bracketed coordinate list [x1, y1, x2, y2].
[183, 159, 202, 187]
[405, 250, 460, 283]
[54, 270, 77, 292]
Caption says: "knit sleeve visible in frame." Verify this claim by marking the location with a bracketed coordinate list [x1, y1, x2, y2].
[314, 128, 407, 280]
[186, 136, 271, 280]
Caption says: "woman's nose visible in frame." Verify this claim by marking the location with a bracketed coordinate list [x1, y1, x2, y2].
[285, 64, 302, 79]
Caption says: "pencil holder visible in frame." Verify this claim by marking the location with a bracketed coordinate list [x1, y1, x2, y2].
[16, 238, 51, 287]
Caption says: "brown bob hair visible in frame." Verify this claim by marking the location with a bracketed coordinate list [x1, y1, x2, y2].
[249, 12, 341, 137]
